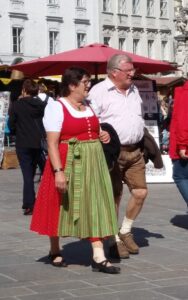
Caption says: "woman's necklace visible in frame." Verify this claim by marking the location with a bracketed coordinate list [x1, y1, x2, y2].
[66, 98, 84, 111]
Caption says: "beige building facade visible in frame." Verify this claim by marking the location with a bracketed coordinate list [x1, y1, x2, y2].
[0, 0, 183, 75]
[174, 0, 188, 76]
[99, 0, 175, 64]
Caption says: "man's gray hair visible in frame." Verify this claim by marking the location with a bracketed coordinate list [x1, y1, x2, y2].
[107, 54, 132, 73]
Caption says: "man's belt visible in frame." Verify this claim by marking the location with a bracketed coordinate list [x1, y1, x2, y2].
[121, 142, 141, 152]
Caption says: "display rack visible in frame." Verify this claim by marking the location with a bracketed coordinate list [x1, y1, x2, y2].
[134, 80, 173, 183]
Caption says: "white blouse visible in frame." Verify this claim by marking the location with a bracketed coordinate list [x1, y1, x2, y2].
[43, 97, 94, 132]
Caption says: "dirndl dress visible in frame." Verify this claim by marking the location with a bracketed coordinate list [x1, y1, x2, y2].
[30, 102, 118, 238]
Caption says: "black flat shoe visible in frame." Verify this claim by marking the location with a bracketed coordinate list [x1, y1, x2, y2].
[91, 259, 120, 274]
[48, 253, 67, 268]
[23, 208, 33, 215]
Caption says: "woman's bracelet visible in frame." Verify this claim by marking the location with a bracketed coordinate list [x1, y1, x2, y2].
[53, 168, 63, 173]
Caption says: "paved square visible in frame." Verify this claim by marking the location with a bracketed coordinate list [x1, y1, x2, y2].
[0, 169, 188, 300]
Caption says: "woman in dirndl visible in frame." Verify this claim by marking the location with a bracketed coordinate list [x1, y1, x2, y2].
[30, 67, 120, 274]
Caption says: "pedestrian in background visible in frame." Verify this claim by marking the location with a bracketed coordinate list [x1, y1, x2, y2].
[88, 54, 148, 259]
[159, 98, 170, 154]
[9, 79, 46, 215]
[38, 81, 54, 104]
[169, 81, 188, 212]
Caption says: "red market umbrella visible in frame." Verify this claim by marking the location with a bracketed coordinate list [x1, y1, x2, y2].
[9, 43, 176, 79]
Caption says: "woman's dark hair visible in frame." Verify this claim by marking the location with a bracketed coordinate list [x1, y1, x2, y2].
[61, 67, 90, 96]
[22, 79, 39, 96]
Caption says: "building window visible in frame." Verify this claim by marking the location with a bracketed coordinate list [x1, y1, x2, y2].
[49, 31, 59, 54]
[76, 0, 85, 7]
[48, 0, 58, 4]
[147, 0, 154, 16]
[77, 33, 86, 47]
[133, 38, 139, 54]
[11, 0, 24, 4]
[103, 0, 111, 12]
[132, 0, 140, 15]
[119, 38, 126, 50]
[104, 37, 110, 45]
[12, 27, 23, 54]
[160, 0, 167, 18]
[118, 0, 126, 14]
[148, 40, 154, 58]
[161, 40, 168, 60]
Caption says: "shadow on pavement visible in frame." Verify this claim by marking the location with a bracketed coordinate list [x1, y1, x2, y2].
[36, 228, 165, 266]
[133, 227, 164, 248]
[63, 239, 92, 265]
[37, 239, 92, 266]
[170, 214, 188, 230]
[37, 239, 121, 266]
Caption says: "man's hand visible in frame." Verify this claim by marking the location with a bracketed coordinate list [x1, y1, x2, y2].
[99, 130, 111, 144]
[179, 149, 188, 159]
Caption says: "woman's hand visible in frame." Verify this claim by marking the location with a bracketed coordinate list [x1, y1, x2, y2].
[54, 171, 68, 193]
[100, 130, 110, 144]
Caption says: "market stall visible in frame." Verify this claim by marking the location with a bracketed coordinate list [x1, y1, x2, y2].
[6, 43, 177, 178]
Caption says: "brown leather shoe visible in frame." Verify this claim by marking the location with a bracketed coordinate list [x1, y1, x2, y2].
[119, 232, 139, 254]
[109, 241, 129, 259]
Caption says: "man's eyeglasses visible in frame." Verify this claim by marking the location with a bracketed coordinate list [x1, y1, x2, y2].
[115, 68, 136, 74]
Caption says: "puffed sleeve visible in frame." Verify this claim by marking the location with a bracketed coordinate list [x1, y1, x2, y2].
[43, 100, 64, 132]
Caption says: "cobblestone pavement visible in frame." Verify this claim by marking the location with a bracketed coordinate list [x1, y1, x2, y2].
[1, 169, 188, 300]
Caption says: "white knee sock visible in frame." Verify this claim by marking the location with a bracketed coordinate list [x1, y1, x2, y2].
[120, 217, 134, 234]
[92, 247, 106, 263]
[108, 234, 121, 246]
[115, 234, 121, 242]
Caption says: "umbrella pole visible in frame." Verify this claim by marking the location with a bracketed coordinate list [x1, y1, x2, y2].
[94, 63, 98, 82]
